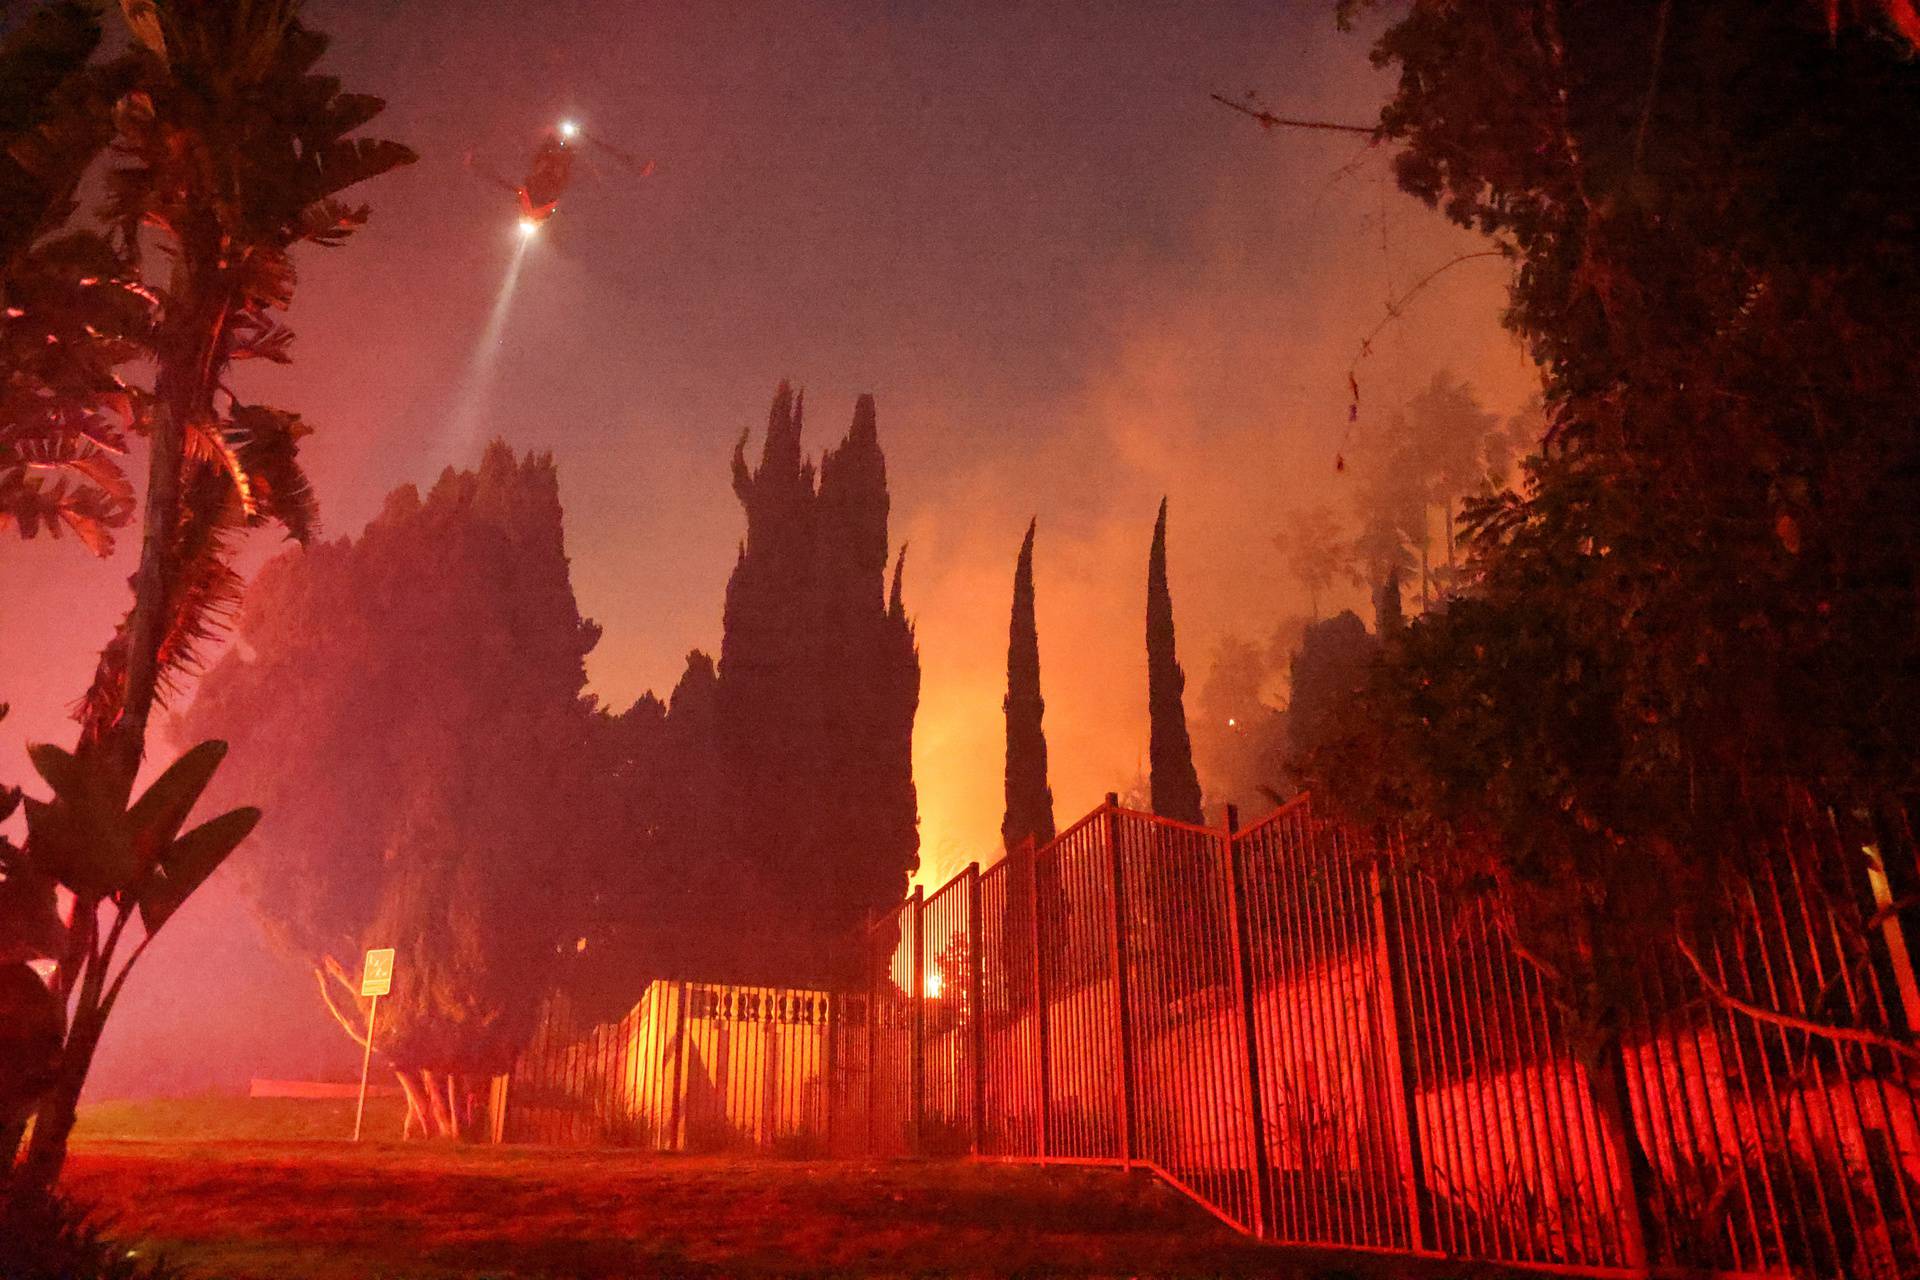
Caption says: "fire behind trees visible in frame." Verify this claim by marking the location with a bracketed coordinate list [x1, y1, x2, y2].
[181, 388, 919, 1127]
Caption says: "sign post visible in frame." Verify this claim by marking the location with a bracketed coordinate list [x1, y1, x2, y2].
[352, 947, 394, 1142]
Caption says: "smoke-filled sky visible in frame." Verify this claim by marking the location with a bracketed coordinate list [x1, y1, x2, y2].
[1, 0, 1537, 1094]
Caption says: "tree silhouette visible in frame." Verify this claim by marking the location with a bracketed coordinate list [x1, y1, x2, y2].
[181, 445, 600, 1137]
[1273, 504, 1358, 620]
[70, 2, 414, 775]
[712, 384, 919, 980]
[1145, 499, 1204, 825]
[4, 0, 409, 1184]
[0, 4, 140, 558]
[1402, 371, 1500, 577]
[1001, 519, 1055, 853]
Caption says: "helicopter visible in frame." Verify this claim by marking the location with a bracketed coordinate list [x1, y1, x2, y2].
[469, 118, 653, 236]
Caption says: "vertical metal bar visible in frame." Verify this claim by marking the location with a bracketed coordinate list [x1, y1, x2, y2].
[911, 884, 926, 1156]
[1493, 915, 1590, 1265]
[1027, 837, 1052, 1158]
[1224, 806, 1274, 1237]
[967, 861, 986, 1156]
[825, 991, 839, 1152]
[1321, 826, 1382, 1247]
[866, 914, 879, 1155]
[1104, 793, 1139, 1165]
[670, 982, 690, 1151]
[1368, 857, 1427, 1252]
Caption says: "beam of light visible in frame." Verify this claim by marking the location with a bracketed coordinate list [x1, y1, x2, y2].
[440, 230, 533, 465]
[559, 119, 579, 140]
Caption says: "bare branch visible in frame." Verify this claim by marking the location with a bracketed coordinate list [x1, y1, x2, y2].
[1674, 932, 1920, 1062]
[1211, 93, 1375, 137]
[314, 961, 370, 1050]
[1632, 0, 1673, 174]
[1346, 250, 1511, 413]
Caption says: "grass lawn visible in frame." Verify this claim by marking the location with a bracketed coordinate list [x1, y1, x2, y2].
[62, 1099, 1500, 1278]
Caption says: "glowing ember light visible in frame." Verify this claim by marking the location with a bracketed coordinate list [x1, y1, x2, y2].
[924, 972, 944, 999]
[559, 119, 580, 140]
[517, 216, 540, 236]
[1227, 717, 1237, 728]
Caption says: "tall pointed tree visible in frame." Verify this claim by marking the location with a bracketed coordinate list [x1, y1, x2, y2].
[1146, 499, 1204, 825]
[1001, 519, 1055, 853]
[710, 383, 919, 979]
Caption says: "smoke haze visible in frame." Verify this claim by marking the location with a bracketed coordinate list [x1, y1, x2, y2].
[0, 0, 1536, 1097]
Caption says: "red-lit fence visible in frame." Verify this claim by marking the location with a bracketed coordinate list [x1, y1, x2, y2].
[866, 794, 1920, 1279]
[502, 792, 1920, 1277]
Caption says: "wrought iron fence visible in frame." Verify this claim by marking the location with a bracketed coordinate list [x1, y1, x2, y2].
[864, 793, 1920, 1279]
[501, 790, 1919, 1277]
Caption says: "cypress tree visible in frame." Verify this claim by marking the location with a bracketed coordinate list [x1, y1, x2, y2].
[1001, 518, 1055, 852]
[708, 383, 919, 979]
[1146, 498, 1204, 824]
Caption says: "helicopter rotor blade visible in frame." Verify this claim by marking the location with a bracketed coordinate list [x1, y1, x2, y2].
[579, 130, 655, 177]
[463, 148, 523, 197]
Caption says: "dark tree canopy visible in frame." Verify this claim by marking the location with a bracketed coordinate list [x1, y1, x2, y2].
[1000, 518, 1055, 854]
[1307, 2, 1920, 1014]
[1286, 611, 1377, 768]
[702, 383, 919, 980]
[182, 444, 600, 1082]
[1145, 499, 1203, 825]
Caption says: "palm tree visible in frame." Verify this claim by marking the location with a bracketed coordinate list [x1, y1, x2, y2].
[1272, 503, 1359, 621]
[0, 2, 146, 557]
[75, 2, 414, 777]
[5, 0, 412, 1189]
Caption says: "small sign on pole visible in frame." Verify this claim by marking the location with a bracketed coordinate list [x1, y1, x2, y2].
[360, 947, 394, 997]
[353, 947, 395, 1141]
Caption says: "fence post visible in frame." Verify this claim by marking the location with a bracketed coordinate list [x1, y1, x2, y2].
[669, 980, 690, 1152]
[911, 884, 926, 1157]
[864, 913, 878, 1156]
[1026, 837, 1052, 1158]
[825, 989, 840, 1154]
[967, 861, 986, 1155]
[1223, 805, 1274, 1237]
[1366, 850, 1427, 1253]
[1104, 792, 1140, 1166]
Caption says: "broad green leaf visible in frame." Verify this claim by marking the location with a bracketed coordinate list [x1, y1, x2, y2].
[23, 793, 137, 898]
[126, 739, 228, 856]
[138, 806, 260, 935]
[24, 742, 83, 800]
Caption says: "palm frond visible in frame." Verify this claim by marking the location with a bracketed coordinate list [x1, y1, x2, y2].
[299, 136, 416, 207]
[224, 402, 318, 542]
[291, 198, 369, 249]
[6, 420, 135, 502]
[0, 418, 136, 554]
[230, 245, 297, 309]
[227, 313, 295, 363]
[78, 465, 247, 742]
